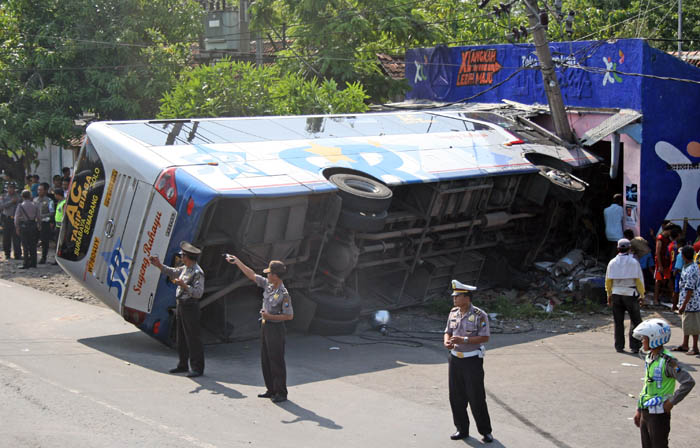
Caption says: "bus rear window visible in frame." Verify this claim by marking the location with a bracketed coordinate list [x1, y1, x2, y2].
[58, 140, 105, 261]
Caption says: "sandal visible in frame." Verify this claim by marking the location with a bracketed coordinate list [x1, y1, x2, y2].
[686, 349, 700, 355]
[671, 346, 689, 352]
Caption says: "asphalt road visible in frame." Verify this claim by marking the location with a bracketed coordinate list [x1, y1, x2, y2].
[1, 278, 699, 448]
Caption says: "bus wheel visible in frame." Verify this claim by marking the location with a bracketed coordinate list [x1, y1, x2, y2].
[329, 173, 392, 213]
[337, 208, 388, 232]
[538, 166, 586, 201]
[308, 317, 360, 336]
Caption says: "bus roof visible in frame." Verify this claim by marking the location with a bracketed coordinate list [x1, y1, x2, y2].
[100, 112, 598, 196]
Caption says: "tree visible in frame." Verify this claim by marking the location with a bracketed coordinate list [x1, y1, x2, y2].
[0, 0, 203, 169]
[249, 0, 444, 102]
[158, 60, 368, 118]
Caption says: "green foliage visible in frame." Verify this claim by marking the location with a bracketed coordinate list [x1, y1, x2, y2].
[158, 60, 368, 118]
[0, 0, 203, 164]
[250, 0, 443, 102]
[247, 0, 700, 103]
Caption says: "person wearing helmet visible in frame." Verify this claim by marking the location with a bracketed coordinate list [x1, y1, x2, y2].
[632, 318, 695, 448]
[606, 238, 645, 353]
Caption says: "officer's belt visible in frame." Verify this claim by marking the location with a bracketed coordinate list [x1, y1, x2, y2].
[451, 349, 481, 359]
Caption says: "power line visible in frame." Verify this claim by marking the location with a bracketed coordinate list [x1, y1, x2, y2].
[382, 67, 531, 110]
[574, 0, 676, 42]
[559, 62, 700, 85]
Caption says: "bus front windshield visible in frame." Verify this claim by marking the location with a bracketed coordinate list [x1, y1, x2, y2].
[57, 140, 105, 261]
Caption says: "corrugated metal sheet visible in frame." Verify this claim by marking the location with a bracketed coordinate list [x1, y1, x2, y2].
[579, 109, 642, 146]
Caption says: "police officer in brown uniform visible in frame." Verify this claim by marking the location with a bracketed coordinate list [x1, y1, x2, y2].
[1, 182, 21, 260]
[226, 255, 293, 403]
[150, 242, 205, 378]
[14, 190, 39, 269]
[444, 280, 494, 443]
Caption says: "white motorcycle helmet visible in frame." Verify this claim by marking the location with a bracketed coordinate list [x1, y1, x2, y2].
[633, 318, 672, 349]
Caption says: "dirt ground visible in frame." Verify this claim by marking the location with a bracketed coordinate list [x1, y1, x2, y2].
[0, 248, 103, 307]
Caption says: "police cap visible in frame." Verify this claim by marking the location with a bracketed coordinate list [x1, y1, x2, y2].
[179, 241, 201, 258]
[263, 260, 287, 276]
[451, 279, 477, 296]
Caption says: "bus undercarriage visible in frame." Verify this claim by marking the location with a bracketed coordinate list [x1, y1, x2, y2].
[191, 163, 585, 342]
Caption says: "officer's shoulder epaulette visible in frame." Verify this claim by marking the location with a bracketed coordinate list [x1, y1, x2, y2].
[472, 306, 484, 315]
[450, 306, 460, 312]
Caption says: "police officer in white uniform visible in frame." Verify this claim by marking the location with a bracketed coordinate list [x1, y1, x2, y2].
[444, 280, 494, 443]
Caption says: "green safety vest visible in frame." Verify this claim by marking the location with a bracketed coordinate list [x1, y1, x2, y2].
[638, 349, 676, 411]
[55, 199, 65, 228]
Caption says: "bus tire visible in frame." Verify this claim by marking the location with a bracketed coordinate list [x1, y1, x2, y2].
[337, 208, 387, 232]
[329, 173, 392, 213]
[310, 290, 362, 321]
[308, 317, 360, 336]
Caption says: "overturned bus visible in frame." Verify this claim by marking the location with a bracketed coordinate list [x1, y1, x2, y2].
[57, 111, 598, 344]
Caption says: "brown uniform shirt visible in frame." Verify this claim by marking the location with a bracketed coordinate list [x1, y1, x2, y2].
[14, 200, 39, 228]
[444, 305, 490, 353]
[255, 274, 293, 322]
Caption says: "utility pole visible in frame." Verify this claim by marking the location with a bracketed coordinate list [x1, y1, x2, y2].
[678, 0, 683, 59]
[522, 0, 575, 143]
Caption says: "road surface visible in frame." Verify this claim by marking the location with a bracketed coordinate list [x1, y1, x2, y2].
[1, 279, 698, 447]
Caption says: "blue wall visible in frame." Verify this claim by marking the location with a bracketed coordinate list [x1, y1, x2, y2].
[639, 45, 700, 242]
[406, 39, 645, 110]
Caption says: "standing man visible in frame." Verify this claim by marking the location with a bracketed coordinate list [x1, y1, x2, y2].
[632, 318, 695, 448]
[226, 255, 293, 403]
[674, 246, 700, 355]
[655, 225, 680, 306]
[51, 189, 65, 265]
[51, 175, 62, 195]
[14, 190, 39, 269]
[1, 182, 22, 260]
[443, 280, 494, 443]
[606, 238, 645, 353]
[33, 182, 54, 264]
[604, 194, 624, 259]
[149, 242, 205, 378]
[30, 175, 39, 198]
[624, 228, 654, 289]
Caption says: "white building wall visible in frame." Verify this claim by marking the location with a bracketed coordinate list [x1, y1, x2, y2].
[32, 139, 76, 183]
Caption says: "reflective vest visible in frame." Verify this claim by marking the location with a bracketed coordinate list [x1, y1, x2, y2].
[55, 199, 65, 228]
[638, 349, 676, 413]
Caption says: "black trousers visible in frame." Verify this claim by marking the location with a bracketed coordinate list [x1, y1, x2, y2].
[38, 221, 51, 260]
[640, 409, 670, 448]
[175, 301, 204, 373]
[2, 216, 21, 258]
[261, 321, 287, 397]
[612, 294, 642, 351]
[449, 355, 492, 436]
[19, 225, 37, 268]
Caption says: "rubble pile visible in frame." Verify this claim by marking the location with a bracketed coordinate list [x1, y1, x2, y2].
[532, 249, 607, 303]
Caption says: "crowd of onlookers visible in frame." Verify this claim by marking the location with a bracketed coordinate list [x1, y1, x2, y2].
[0, 168, 71, 268]
[604, 193, 700, 357]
